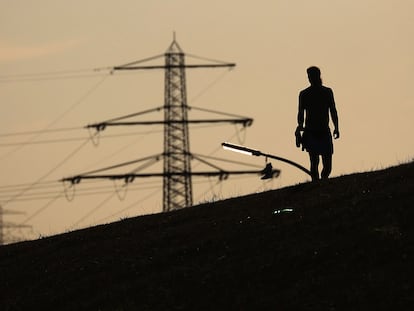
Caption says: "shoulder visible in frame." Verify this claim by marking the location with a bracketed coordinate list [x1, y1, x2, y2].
[299, 86, 312, 96]
[322, 85, 333, 94]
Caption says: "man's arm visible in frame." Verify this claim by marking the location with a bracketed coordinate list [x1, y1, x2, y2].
[295, 92, 305, 148]
[329, 89, 340, 139]
[297, 92, 305, 130]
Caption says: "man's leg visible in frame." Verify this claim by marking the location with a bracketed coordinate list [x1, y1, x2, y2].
[321, 153, 332, 179]
[309, 152, 320, 181]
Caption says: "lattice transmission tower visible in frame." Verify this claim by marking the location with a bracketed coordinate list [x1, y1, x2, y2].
[63, 37, 280, 213]
[163, 40, 193, 211]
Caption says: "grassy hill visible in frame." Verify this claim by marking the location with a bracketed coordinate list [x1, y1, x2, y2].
[1, 161, 413, 310]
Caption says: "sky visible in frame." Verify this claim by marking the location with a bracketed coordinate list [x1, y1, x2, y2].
[1, 0, 413, 243]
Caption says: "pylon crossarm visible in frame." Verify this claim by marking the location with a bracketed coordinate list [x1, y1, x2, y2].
[185, 53, 236, 67]
[102, 106, 164, 123]
[113, 54, 165, 70]
[61, 154, 164, 185]
[85, 107, 165, 131]
[112, 49, 235, 71]
[114, 64, 235, 70]
[87, 119, 253, 128]
[189, 106, 253, 123]
[61, 169, 279, 183]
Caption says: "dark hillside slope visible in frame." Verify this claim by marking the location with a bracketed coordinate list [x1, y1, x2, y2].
[1, 162, 414, 310]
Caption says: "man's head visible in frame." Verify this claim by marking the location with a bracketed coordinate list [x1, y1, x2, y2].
[307, 66, 322, 86]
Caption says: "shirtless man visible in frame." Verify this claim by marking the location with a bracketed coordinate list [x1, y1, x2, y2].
[296, 66, 340, 181]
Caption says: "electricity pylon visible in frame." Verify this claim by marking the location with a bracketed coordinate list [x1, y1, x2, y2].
[63, 37, 280, 213]
[162, 40, 194, 210]
[0, 205, 30, 245]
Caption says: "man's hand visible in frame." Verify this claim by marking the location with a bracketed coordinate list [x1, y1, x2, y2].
[295, 126, 303, 148]
[333, 128, 340, 139]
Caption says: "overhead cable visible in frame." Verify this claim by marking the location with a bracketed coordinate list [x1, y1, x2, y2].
[19, 193, 63, 225]
[0, 127, 82, 137]
[1, 137, 93, 207]
[0, 74, 110, 160]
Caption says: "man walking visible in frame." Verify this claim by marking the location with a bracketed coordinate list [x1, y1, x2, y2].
[296, 66, 340, 181]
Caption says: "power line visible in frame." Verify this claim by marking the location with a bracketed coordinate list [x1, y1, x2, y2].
[0, 149, 261, 202]
[0, 136, 95, 147]
[0, 66, 114, 83]
[0, 122, 230, 148]
[0, 127, 83, 137]
[185, 53, 237, 66]
[0, 181, 160, 202]
[190, 105, 252, 120]
[192, 153, 263, 169]
[2, 39, 261, 238]
[95, 170, 256, 226]
[0, 51, 230, 83]
[68, 192, 117, 230]
[1, 137, 93, 207]
[0, 131, 159, 147]
[0, 56, 175, 83]
[19, 193, 63, 225]
[0, 180, 60, 191]
[94, 188, 161, 225]
[0, 67, 106, 78]
[114, 54, 165, 68]
[0, 146, 259, 200]
[0, 73, 110, 83]
[0, 74, 110, 160]
[0, 68, 161, 83]
[188, 68, 232, 104]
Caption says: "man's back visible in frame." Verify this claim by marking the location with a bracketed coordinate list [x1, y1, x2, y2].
[299, 85, 335, 132]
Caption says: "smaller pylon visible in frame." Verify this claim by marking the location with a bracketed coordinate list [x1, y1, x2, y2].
[0, 205, 30, 245]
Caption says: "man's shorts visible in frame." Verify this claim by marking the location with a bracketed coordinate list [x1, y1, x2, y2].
[302, 129, 333, 155]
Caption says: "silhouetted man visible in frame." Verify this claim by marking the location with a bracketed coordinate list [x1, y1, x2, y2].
[296, 66, 339, 181]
